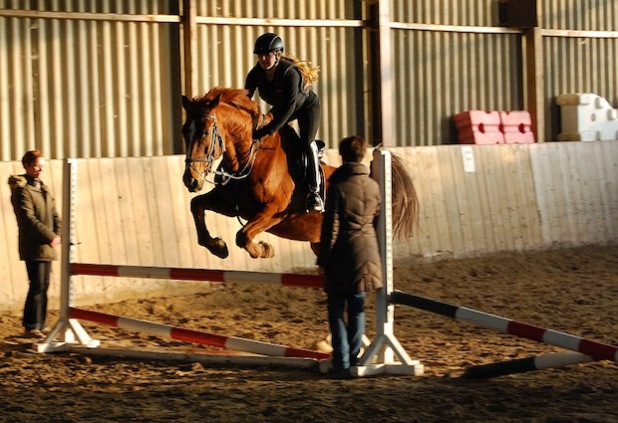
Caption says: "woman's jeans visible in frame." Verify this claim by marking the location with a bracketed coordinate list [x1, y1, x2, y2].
[23, 261, 51, 331]
[327, 292, 366, 371]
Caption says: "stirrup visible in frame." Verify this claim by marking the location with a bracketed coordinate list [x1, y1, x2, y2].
[306, 193, 324, 213]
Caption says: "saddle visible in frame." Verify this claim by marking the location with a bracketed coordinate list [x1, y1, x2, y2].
[278, 124, 326, 197]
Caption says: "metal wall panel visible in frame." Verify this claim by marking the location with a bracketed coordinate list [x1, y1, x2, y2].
[392, 30, 523, 145]
[544, 36, 618, 141]
[543, 0, 618, 30]
[541, 0, 618, 140]
[2, 1, 618, 158]
[0, 0, 179, 160]
[392, 0, 497, 26]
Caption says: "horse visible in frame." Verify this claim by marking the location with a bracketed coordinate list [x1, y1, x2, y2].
[181, 87, 418, 259]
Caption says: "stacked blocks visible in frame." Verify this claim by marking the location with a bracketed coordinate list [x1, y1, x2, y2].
[454, 110, 535, 144]
[556, 93, 618, 141]
[454, 111, 504, 144]
[499, 111, 535, 144]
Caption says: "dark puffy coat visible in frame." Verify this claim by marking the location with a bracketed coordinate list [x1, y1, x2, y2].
[317, 162, 383, 296]
[9, 174, 61, 261]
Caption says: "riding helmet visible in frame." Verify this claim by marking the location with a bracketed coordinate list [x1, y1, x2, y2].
[253, 33, 284, 54]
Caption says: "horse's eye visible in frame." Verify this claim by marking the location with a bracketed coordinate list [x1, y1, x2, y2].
[203, 130, 210, 137]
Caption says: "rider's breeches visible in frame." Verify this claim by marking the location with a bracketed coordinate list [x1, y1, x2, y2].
[297, 104, 322, 193]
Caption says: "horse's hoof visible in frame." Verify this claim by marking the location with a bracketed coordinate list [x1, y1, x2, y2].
[207, 238, 229, 259]
[259, 241, 275, 258]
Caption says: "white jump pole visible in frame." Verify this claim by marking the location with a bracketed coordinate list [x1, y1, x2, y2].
[350, 149, 424, 376]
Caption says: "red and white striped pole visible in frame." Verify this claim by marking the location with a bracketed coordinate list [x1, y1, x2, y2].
[71, 263, 323, 290]
[391, 291, 618, 363]
[69, 307, 329, 360]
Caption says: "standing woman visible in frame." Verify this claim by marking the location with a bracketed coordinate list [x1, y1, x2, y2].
[245, 32, 324, 213]
[9, 150, 61, 338]
[317, 136, 383, 377]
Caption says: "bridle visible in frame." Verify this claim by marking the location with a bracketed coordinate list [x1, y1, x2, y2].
[184, 113, 261, 186]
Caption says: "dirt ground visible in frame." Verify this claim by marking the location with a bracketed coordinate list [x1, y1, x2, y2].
[1, 245, 617, 423]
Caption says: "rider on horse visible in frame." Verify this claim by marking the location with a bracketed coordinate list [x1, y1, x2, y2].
[245, 33, 324, 213]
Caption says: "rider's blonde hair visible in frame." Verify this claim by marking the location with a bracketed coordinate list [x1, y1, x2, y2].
[282, 53, 320, 92]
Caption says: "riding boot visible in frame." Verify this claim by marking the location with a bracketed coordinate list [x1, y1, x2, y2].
[306, 141, 324, 213]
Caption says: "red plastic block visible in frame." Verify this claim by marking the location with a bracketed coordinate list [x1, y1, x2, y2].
[500, 111, 535, 143]
[454, 111, 505, 144]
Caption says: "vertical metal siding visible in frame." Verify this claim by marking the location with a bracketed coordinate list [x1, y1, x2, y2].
[541, 0, 618, 140]
[2, 1, 618, 158]
[0, 0, 177, 161]
[393, 30, 523, 145]
[543, 0, 618, 30]
[544, 36, 618, 141]
[392, 0, 497, 26]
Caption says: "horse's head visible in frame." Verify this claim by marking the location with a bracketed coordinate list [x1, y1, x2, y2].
[181, 93, 227, 192]
[181, 88, 261, 193]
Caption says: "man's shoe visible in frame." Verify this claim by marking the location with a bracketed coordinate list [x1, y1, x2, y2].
[24, 329, 45, 339]
[306, 193, 324, 213]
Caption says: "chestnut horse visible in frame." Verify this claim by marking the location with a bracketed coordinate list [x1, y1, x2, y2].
[182, 87, 417, 259]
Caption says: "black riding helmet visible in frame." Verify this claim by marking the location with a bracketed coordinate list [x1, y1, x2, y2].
[253, 33, 284, 55]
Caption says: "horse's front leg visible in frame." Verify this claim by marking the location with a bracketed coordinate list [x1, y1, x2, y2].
[235, 206, 284, 258]
[190, 191, 232, 259]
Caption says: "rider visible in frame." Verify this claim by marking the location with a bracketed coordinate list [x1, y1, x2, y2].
[245, 32, 324, 213]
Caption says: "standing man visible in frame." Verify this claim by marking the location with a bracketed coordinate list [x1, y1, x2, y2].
[9, 150, 61, 339]
[317, 136, 383, 377]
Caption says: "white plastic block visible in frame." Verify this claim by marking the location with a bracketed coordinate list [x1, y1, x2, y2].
[557, 93, 618, 141]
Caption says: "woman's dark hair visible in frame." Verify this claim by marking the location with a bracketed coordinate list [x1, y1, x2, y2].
[339, 136, 366, 162]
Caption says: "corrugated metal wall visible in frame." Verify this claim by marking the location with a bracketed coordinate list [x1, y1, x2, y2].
[392, 30, 522, 146]
[0, 1, 179, 161]
[541, 0, 618, 142]
[392, 0, 497, 26]
[1, 1, 617, 153]
[390, 1, 523, 145]
[543, 0, 618, 30]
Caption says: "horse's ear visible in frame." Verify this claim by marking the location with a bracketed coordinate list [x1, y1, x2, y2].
[181, 95, 191, 111]
[212, 93, 222, 106]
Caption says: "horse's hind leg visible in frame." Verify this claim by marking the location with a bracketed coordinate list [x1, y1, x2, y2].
[190, 193, 229, 259]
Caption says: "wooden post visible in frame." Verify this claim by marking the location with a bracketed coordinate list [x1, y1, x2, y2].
[368, 0, 394, 147]
[523, 2, 545, 142]
[182, 0, 198, 97]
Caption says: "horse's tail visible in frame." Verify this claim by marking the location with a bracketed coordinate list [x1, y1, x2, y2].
[385, 149, 419, 239]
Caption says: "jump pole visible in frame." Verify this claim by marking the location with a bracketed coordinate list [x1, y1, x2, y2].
[348, 149, 424, 377]
[461, 351, 594, 379]
[69, 306, 329, 360]
[71, 263, 323, 289]
[391, 290, 618, 376]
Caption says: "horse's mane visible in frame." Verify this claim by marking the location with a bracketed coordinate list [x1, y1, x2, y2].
[194, 88, 260, 120]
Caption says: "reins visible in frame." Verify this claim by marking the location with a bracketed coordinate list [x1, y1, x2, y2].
[184, 113, 261, 186]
